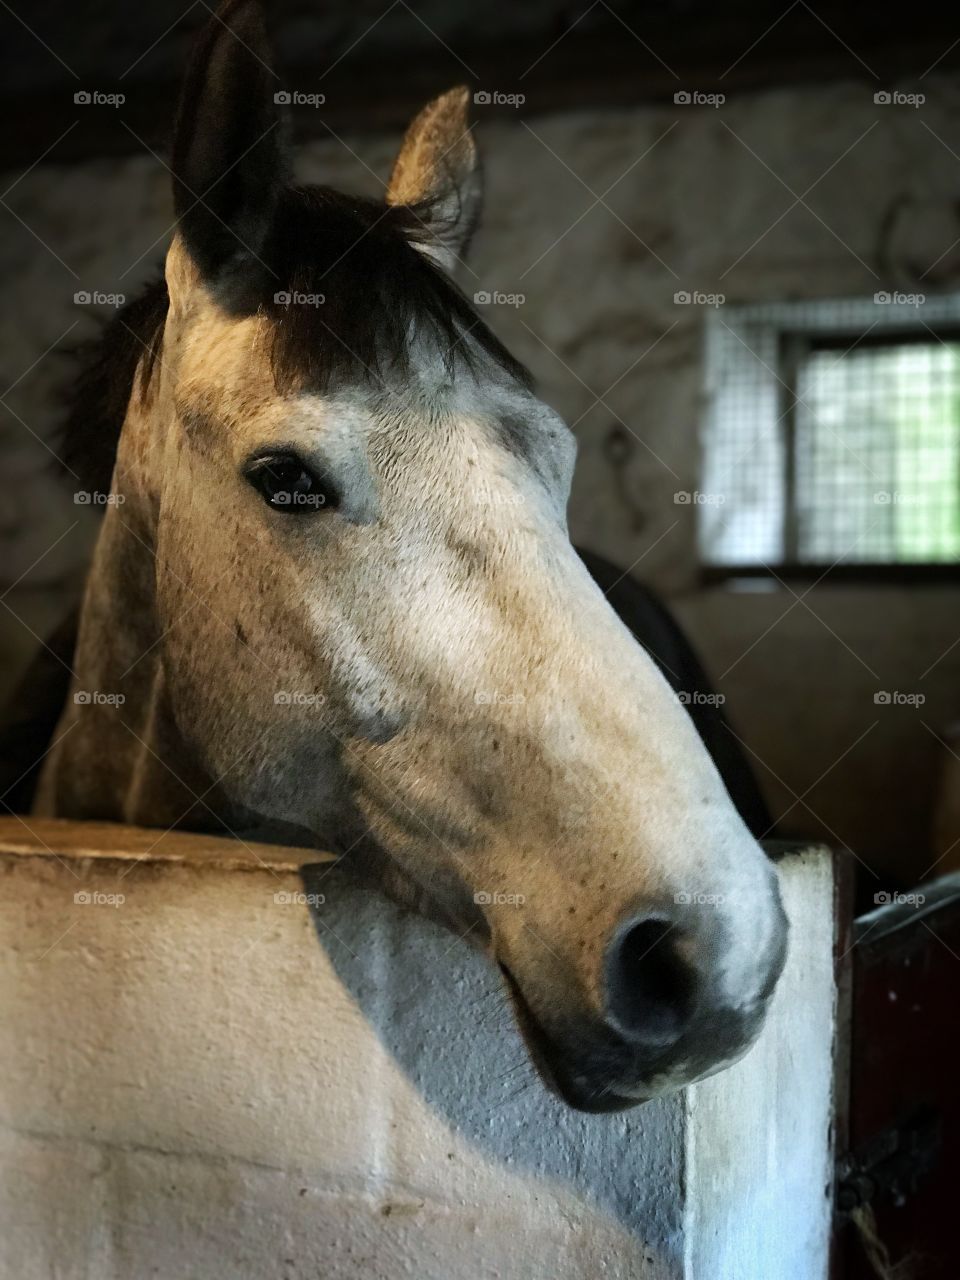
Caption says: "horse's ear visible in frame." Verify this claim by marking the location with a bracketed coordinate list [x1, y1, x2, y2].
[170, 0, 288, 285]
[386, 87, 482, 274]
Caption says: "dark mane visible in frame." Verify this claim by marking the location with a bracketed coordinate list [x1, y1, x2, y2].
[62, 185, 532, 495]
[61, 277, 168, 494]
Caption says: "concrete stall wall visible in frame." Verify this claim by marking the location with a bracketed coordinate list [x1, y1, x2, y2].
[0, 826, 837, 1280]
[2, 80, 960, 875]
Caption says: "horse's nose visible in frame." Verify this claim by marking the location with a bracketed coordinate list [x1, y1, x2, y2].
[604, 914, 699, 1049]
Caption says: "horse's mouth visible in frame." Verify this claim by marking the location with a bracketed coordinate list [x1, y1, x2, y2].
[498, 963, 645, 1114]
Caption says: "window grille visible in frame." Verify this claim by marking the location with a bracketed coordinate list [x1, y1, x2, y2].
[700, 295, 960, 574]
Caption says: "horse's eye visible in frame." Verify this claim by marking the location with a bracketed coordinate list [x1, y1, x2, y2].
[244, 453, 339, 514]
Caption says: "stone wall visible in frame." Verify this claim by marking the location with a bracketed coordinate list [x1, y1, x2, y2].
[3, 76, 960, 876]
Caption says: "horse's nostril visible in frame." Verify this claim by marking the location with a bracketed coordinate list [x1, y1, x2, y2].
[606, 917, 697, 1048]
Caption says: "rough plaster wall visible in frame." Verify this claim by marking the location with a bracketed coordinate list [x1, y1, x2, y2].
[0, 854, 686, 1279]
[0, 845, 834, 1279]
[2, 79, 960, 870]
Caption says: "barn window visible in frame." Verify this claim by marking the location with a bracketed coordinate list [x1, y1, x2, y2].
[699, 296, 960, 579]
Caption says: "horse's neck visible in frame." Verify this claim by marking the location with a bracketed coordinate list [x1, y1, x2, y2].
[34, 396, 238, 830]
[34, 502, 195, 825]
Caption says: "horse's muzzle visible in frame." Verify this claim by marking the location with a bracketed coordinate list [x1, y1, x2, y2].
[500, 881, 789, 1111]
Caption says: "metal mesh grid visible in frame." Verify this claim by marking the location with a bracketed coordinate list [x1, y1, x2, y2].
[795, 342, 960, 563]
[700, 295, 960, 569]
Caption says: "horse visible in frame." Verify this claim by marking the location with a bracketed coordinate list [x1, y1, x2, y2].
[26, 0, 787, 1112]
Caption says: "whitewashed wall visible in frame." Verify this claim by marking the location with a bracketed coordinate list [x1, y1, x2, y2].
[2, 80, 960, 869]
[0, 826, 836, 1280]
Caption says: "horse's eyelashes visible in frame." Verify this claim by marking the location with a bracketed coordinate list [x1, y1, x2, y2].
[243, 452, 339, 516]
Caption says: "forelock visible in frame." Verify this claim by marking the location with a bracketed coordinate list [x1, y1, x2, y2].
[61, 185, 532, 494]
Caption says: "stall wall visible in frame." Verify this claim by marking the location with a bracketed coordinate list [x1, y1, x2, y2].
[0, 833, 836, 1279]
